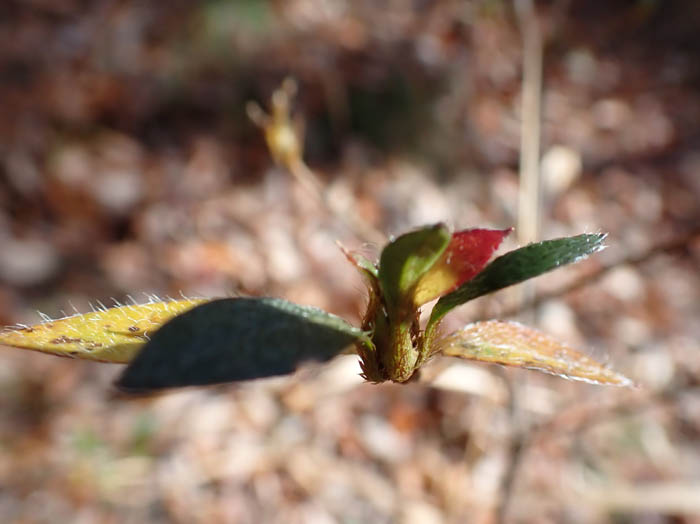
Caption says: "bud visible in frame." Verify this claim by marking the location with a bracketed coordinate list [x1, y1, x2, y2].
[411, 228, 512, 307]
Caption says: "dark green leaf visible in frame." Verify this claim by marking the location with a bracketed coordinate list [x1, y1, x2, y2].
[116, 298, 365, 392]
[378, 223, 451, 315]
[429, 233, 607, 325]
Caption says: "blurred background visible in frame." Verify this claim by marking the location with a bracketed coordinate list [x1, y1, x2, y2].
[1, 0, 699, 522]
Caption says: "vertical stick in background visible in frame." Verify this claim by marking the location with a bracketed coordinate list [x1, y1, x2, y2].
[516, 0, 544, 251]
[496, 1, 544, 523]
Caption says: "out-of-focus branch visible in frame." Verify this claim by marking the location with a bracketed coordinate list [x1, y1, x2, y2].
[247, 78, 386, 246]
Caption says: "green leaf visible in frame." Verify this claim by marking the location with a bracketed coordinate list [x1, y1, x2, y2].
[437, 320, 632, 386]
[116, 297, 366, 392]
[429, 233, 606, 325]
[378, 224, 451, 315]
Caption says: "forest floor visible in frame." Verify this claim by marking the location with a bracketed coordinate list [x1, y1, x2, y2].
[0, 1, 699, 523]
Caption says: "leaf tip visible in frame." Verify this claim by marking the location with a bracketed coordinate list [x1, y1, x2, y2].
[587, 231, 609, 249]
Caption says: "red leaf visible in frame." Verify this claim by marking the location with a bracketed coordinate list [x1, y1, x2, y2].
[445, 228, 513, 285]
[412, 228, 511, 306]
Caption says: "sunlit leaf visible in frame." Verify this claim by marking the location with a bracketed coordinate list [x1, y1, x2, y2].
[116, 297, 367, 392]
[412, 228, 511, 306]
[437, 320, 632, 386]
[0, 298, 207, 363]
[378, 223, 451, 315]
[430, 233, 607, 325]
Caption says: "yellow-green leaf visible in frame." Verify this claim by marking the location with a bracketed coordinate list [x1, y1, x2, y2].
[437, 320, 632, 386]
[378, 223, 451, 315]
[0, 298, 208, 363]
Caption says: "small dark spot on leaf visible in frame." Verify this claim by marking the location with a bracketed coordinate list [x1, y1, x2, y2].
[50, 336, 82, 344]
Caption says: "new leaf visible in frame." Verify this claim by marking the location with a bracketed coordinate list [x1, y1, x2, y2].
[378, 224, 451, 315]
[429, 233, 607, 326]
[412, 227, 511, 306]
